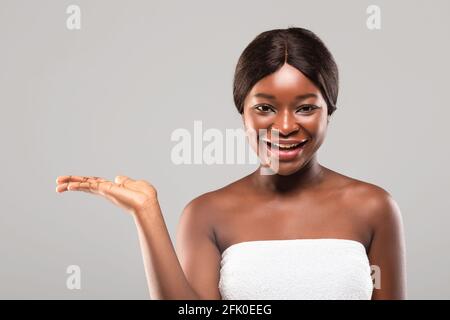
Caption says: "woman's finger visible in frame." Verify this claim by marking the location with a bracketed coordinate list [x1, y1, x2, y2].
[114, 175, 148, 193]
[56, 176, 106, 193]
[56, 182, 69, 193]
[67, 179, 139, 201]
[69, 179, 147, 212]
[56, 175, 105, 184]
[114, 175, 133, 188]
[66, 180, 103, 194]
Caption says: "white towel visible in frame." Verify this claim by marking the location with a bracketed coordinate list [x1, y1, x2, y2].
[219, 238, 373, 300]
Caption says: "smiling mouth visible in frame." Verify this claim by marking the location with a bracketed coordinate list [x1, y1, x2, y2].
[257, 138, 309, 161]
[263, 139, 309, 150]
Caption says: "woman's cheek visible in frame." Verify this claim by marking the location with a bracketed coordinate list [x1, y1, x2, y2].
[243, 116, 271, 158]
[250, 114, 272, 129]
[306, 116, 328, 150]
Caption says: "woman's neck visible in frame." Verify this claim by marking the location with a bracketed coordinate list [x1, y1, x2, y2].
[251, 156, 326, 195]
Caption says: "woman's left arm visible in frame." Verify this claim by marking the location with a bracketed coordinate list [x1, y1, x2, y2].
[367, 190, 407, 300]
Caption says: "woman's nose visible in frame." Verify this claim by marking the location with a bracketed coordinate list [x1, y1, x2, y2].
[272, 110, 299, 136]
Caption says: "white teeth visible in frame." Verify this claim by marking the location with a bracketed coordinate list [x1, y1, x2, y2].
[268, 141, 301, 149]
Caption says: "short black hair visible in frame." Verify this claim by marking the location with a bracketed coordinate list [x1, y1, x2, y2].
[233, 27, 339, 116]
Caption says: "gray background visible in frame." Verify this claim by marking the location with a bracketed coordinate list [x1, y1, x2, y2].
[0, 0, 449, 299]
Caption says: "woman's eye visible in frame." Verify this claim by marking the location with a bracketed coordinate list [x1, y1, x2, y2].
[297, 105, 317, 113]
[255, 104, 273, 113]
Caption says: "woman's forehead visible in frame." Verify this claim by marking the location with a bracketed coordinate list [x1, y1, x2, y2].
[250, 64, 321, 99]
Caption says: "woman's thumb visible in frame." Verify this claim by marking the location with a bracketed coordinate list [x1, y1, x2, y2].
[115, 175, 131, 185]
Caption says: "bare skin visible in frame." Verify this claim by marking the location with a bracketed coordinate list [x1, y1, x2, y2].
[56, 63, 406, 300]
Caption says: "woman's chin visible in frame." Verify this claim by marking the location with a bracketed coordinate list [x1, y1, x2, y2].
[275, 166, 301, 176]
[261, 159, 303, 176]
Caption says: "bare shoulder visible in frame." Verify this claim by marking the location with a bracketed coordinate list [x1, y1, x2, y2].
[329, 170, 402, 228]
[328, 173, 407, 299]
[181, 175, 249, 222]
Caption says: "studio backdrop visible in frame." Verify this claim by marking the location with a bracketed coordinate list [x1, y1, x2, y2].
[0, 0, 449, 299]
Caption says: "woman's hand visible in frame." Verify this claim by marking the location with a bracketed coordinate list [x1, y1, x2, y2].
[55, 175, 158, 216]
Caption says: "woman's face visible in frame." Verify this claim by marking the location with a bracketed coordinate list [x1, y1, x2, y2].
[242, 63, 330, 176]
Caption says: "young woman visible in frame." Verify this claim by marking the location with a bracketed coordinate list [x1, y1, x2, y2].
[55, 27, 406, 300]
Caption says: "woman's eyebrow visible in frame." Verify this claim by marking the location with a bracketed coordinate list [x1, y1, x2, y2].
[253, 92, 318, 101]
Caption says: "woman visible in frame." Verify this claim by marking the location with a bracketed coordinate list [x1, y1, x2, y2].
[55, 27, 407, 300]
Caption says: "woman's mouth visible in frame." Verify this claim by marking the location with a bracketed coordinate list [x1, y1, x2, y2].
[261, 139, 308, 161]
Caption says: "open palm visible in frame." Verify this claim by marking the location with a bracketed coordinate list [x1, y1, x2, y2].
[55, 175, 158, 215]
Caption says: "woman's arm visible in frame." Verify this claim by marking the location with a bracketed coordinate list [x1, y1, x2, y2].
[134, 197, 222, 299]
[56, 175, 221, 300]
[367, 190, 407, 299]
[175, 196, 223, 300]
[133, 202, 200, 299]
